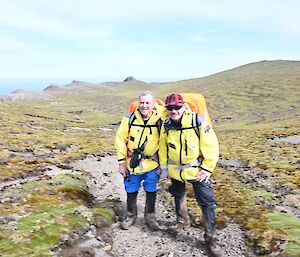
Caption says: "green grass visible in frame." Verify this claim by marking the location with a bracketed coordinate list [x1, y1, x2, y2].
[268, 213, 300, 257]
[251, 190, 274, 201]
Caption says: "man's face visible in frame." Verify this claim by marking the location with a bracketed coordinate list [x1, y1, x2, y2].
[167, 105, 185, 122]
[138, 94, 155, 118]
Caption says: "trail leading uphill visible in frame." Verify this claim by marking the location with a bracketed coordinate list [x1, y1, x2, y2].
[56, 155, 255, 257]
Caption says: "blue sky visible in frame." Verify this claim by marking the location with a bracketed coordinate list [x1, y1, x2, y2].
[1, 0, 300, 95]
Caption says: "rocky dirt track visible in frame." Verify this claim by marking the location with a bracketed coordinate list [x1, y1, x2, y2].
[54, 155, 256, 257]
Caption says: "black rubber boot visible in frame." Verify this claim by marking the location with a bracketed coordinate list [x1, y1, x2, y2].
[175, 195, 191, 231]
[202, 206, 223, 257]
[144, 191, 160, 231]
[120, 192, 138, 230]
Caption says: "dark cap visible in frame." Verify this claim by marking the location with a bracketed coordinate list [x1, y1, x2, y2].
[165, 93, 184, 106]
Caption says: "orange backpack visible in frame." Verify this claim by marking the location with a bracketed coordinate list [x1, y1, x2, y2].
[179, 93, 212, 125]
[128, 93, 211, 124]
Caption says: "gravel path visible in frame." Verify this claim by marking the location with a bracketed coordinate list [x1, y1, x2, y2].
[69, 155, 255, 257]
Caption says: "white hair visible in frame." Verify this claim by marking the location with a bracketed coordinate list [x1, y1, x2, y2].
[138, 91, 155, 100]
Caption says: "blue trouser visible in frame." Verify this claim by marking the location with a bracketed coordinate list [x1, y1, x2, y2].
[124, 169, 159, 215]
[124, 168, 160, 193]
[169, 178, 217, 233]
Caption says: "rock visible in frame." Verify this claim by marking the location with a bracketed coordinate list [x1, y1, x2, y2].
[7, 146, 33, 153]
[0, 215, 8, 224]
[284, 194, 300, 208]
[123, 76, 136, 82]
[99, 127, 112, 132]
[44, 84, 60, 91]
[54, 143, 70, 151]
[4, 221, 18, 231]
[0, 159, 8, 165]
[0, 95, 11, 101]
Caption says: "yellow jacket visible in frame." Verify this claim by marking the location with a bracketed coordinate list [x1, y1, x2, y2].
[115, 106, 164, 174]
[159, 109, 219, 182]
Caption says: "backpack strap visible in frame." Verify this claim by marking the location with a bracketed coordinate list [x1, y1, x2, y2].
[156, 118, 163, 135]
[127, 112, 136, 134]
[191, 112, 202, 139]
[130, 123, 162, 129]
[128, 112, 162, 135]
[168, 113, 202, 139]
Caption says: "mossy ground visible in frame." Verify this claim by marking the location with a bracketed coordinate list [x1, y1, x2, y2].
[0, 173, 114, 257]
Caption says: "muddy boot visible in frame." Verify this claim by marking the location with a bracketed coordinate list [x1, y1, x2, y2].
[144, 192, 160, 231]
[175, 195, 191, 231]
[144, 212, 160, 231]
[204, 228, 223, 257]
[120, 192, 137, 230]
[202, 206, 223, 257]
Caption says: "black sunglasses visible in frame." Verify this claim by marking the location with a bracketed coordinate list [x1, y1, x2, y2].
[166, 105, 182, 111]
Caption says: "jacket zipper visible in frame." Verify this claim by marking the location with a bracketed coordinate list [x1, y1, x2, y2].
[137, 127, 146, 148]
[137, 118, 148, 148]
[133, 120, 146, 173]
[179, 130, 183, 164]
[179, 130, 184, 182]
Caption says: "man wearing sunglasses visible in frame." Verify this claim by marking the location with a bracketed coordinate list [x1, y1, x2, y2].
[159, 93, 223, 257]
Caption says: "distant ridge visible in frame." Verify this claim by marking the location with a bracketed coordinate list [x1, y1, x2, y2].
[43, 77, 147, 93]
[2, 89, 53, 101]
[209, 59, 300, 77]
[40, 60, 300, 93]
[168, 59, 300, 87]
[3, 59, 300, 98]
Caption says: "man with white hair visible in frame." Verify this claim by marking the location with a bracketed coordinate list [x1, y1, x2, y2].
[115, 91, 164, 231]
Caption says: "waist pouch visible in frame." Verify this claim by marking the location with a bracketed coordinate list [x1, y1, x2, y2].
[129, 148, 143, 168]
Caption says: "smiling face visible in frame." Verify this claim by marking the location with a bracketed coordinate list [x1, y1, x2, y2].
[167, 105, 185, 122]
[138, 93, 155, 119]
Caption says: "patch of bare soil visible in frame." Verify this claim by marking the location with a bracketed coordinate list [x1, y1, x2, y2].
[54, 155, 255, 257]
[272, 135, 300, 144]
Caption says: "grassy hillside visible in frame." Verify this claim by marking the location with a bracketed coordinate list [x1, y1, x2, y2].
[1, 60, 299, 256]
